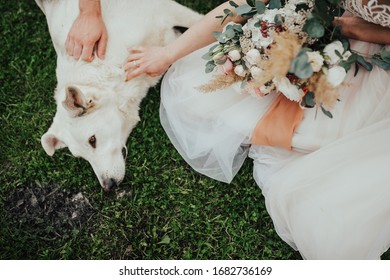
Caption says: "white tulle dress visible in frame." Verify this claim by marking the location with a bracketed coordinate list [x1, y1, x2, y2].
[160, 1, 390, 259]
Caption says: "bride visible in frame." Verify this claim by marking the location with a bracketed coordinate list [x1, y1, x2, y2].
[125, 0, 390, 259]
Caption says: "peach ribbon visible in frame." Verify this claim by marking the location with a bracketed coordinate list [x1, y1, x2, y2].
[251, 94, 304, 150]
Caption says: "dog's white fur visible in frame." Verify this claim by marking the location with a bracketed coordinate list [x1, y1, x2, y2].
[36, 0, 201, 190]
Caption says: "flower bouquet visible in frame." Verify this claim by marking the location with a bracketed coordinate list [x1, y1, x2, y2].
[200, 0, 388, 118]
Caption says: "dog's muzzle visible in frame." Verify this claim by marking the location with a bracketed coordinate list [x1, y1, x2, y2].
[102, 178, 118, 192]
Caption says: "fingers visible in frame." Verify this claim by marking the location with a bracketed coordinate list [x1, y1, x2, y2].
[125, 67, 145, 81]
[124, 60, 141, 71]
[73, 44, 82, 60]
[65, 36, 74, 57]
[127, 53, 144, 63]
[129, 46, 145, 53]
[80, 44, 94, 62]
[66, 36, 94, 62]
[127, 47, 145, 62]
[97, 31, 108, 59]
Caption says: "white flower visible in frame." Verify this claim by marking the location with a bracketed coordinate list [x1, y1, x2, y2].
[323, 41, 345, 65]
[250, 66, 263, 80]
[251, 28, 262, 43]
[258, 35, 273, 48]
[262, 8, 280, 23]
[326, 66, 347, 87]
[273, 76, 305, 102]
[307, 51, 324, 72]
[343, 50, 352, 61]
[245, 49, 261, 66]
[260, 84, 275, 95]
[234, 65, 246, 77]
[228, 49, 241, 62]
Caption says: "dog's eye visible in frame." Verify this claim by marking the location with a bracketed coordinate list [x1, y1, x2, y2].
[89, 135, 96, 148]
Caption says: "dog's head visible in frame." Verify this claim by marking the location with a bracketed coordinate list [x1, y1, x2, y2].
[41, 83, 143, 191]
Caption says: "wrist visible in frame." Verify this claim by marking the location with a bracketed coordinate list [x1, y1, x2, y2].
[79, 0, 101, 16]
[162, 45, 178, 66]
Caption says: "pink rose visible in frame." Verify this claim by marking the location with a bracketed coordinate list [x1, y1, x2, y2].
[217, 58, 234, 75]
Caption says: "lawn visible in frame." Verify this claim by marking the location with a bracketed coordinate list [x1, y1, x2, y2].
[0, 0, 387, 260]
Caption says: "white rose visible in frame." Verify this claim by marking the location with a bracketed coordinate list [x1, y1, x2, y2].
[228, 49, 241, 62]
[323, 41, 344, 65]
[250, 66, 263, 80]
[326, 66, 347, 87]
[245, 49, 261, 66]
[307, 51, 324, 72]
[234, 65, 246, 77]
[273, 76, 304, 102]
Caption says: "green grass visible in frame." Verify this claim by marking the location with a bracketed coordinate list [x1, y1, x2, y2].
[0, 0, 388, 261]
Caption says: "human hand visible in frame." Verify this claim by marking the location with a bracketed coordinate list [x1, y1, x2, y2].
[334, 16, 390, 45]
[124, 46, 173, 80]
[65, 10, 108, 61]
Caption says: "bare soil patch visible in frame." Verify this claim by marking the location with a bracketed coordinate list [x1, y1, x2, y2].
[4, 184, 96, 240]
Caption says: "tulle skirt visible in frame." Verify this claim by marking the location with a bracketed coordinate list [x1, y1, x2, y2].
[160, 39, 390, 259]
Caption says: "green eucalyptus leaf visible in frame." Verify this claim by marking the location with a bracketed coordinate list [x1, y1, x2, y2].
[236, 4, 253, 15]
[224, 28, 236, 40]
[240, 79, 248, 89]
[212, 31, 222, 40]
[289, 49, 313, 79]
[321, 106, 333, 119]
[372, 51, 390, 70]
[242, 10, 257, 17]
[357, 55, 373, 71]
[338, 60, 352, 72]
[274, 14, 283, 25]
[215, 56, 227, 65]
[229, 1, 239, 8]
[205, 61, 216, 73]
[232, 24, 243, 33]
[303, 18, 325, 38]
[224, 8, 233, 16]
[379, 50, 390, 59]
[255, 1, 266, 14]
[202, 52, 211, 60]
[246, 0, 255, 6]
[268, 0, 282, 9]
[341, 38, 350, 52]
[302, 91, 316, 108]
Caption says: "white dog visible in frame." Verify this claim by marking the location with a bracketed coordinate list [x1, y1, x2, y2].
[36, 0, 201, 191]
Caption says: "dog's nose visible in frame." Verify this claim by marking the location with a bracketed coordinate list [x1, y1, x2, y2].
[102, 178, 118, 192]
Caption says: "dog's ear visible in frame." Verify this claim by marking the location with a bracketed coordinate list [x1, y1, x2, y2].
[41, 132, 67, 156]
[119, 97, 141, 129]
[63, 86, 96, 117]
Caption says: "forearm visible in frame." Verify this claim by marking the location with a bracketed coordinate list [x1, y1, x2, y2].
[165, 0, 268, 64]
[338, 16, 390, 45]
[351, 24, 390, 45]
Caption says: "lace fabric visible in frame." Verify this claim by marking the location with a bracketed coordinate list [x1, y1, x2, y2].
[343, 0, 390, 27]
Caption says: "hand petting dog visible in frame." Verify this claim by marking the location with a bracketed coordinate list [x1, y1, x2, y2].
[65, 0, 108, 62]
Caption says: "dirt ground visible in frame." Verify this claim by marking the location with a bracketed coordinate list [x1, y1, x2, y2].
[4, 184, 96, 240]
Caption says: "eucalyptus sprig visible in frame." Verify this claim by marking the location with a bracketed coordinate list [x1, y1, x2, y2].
[217, 0, 275, 23]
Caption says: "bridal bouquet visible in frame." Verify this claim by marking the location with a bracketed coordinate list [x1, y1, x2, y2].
[199, 0, 374, 117]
